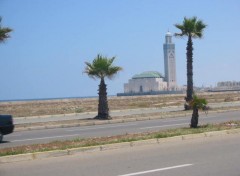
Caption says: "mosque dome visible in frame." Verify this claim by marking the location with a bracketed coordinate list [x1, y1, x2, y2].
[132, 71, 164, 79]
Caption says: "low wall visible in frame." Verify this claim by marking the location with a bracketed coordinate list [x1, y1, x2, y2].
[117, 91, 184, 97]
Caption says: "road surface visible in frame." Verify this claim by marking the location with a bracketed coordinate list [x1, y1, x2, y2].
[1, 133, 240, 176]
[1, 111, 240, 148]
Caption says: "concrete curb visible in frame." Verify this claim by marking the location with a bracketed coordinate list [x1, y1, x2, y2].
[14, 108, 240, 132]
[1, 128, 240, 164]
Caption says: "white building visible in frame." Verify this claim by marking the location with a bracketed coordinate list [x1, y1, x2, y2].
[213, 81, 240, 91]
[123, 32, 179, 94]
[124, 71, 167, 93]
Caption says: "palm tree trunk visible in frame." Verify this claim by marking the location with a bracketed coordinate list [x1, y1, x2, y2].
[95, 78, 110, 120]
[190, 107, 199, 128]
[185, 36, 194, 110]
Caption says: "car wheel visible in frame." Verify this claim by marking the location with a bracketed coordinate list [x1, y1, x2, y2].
[0, 131, 3, 143]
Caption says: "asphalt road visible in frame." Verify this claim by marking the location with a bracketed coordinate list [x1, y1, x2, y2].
[1, 133, 240, 176]
[1, 111, 240, 148]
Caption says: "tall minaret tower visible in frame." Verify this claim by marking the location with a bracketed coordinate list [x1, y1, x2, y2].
[163, 31, 177, 90]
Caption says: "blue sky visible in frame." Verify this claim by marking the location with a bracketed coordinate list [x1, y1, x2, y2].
[0, 0, 240, 100]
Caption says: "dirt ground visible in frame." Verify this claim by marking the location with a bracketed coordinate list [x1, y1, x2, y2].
[0, 92, 240, 117]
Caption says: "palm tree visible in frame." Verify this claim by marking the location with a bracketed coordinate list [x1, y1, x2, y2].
[84, 54, 122, 120]
[174, 17, 207, 109]
[0, 17, 12, 43]
[189, 95, 207, 128]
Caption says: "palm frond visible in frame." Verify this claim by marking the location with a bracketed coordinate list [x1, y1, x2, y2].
[190, 95, 208, 109]
[107, 57, 115, 66]
[0, 17, 13, 43]
[174, 16, 206, 39]
[84, 54, 122, 80]
[194, 20, 207, 38]
[106, 66, 123, 80]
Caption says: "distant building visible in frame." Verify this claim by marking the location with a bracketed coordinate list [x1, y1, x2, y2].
[124, 71, 167, 93]
[163, 31, 177, 90]
[118, 32, 183, 96]
[217, 81, 240, 88]
[207, 81, 240, 92]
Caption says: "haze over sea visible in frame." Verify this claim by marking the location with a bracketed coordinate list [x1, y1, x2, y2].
[0, 95, 103, 102]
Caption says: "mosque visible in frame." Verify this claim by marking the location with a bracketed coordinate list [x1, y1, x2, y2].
[117, 32, 183, 96]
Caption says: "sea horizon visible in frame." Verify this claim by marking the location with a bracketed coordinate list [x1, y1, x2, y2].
[0, 95, 117, 103]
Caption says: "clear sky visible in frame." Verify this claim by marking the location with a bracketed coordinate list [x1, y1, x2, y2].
[0, 0, 240, 100]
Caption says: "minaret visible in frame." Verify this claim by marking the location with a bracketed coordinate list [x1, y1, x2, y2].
[163, 31, 177, 90]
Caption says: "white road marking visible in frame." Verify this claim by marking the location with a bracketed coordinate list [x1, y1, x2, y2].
[66, 123, 137, 132]
[118, 164, 193, 176]
[140, 123, 189, 130]
[11, 134, 80, 142]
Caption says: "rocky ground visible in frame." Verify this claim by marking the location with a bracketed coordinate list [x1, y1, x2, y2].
[0, 92, 240, 117]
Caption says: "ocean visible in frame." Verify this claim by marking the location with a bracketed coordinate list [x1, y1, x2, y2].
[0, 96, 100, 102]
